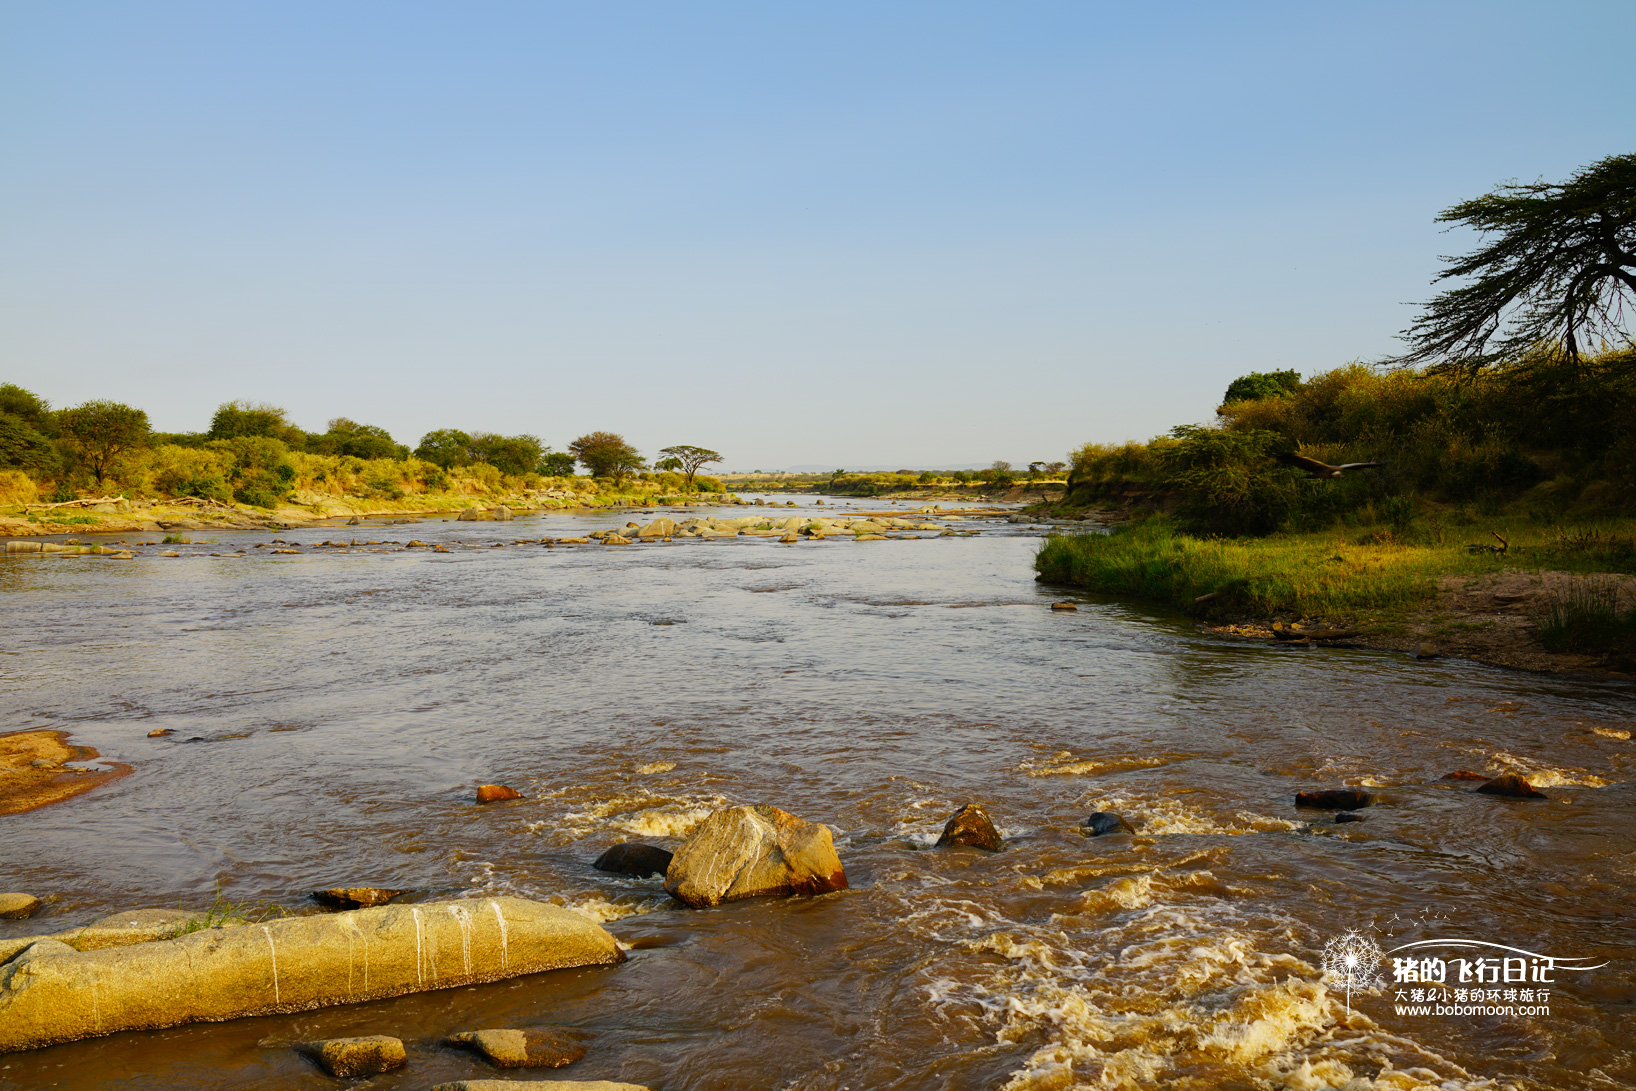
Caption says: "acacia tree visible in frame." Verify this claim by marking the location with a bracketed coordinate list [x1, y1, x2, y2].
[57, 400, 150, 484]
[1392, 152, 1636, 374]
[656, 445, 722, 491]
[569, 431, 645, 482]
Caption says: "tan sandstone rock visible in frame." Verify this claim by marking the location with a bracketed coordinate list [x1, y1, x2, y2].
[0, 896, 622, 1053]
[0, 895, 40, 920]
[448, 1026, 589, 1068]
[304, 1034, 406, 1077]
[664, 804, 847, 908]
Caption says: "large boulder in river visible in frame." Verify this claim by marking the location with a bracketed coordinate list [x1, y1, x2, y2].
[593, 843, 672, 879]
[636, 518, 676, 538]
[0, 896, 622, 1053]
[493, 506, 514, 522]
[457, 507, 484, 521]
[664, 804, 847, 908]
[1475, 774, 1548, 799]
[935, 803, 1002, 851]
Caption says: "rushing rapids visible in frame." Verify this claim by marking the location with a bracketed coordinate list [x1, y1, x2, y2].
[0, 495, 1631, 1090]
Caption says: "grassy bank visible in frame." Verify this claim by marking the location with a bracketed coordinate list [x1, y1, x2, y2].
[1036, 514, 1636, 623]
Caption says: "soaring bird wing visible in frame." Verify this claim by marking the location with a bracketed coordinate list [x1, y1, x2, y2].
[1275, 452, 1334, 475]
[1335, 461, 1387, 470]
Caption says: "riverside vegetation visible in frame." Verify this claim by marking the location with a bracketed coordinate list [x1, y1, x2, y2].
[0, 392, 728, 534]
[1037, 154, 1636, 670]
[1035, 353, 1636, 668]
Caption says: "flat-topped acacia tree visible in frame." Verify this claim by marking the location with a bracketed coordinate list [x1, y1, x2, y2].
[656, 445, 722, 491]
[1391, 151, 1636, 375]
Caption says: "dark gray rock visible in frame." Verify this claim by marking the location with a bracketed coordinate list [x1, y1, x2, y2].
[592, 843, 673, 879]
[1080, 812, 1136, 836]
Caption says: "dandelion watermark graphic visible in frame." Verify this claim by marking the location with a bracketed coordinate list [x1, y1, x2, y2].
[1321, 930, 1386, 1017]
[1315, 925, 1609, 1022]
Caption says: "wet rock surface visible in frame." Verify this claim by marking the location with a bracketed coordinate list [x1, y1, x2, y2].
[311, 887, 406, 909]
[0, 894, 40, 920]
[934, 803, 1003, 851]
[664, 804, 848, 908]
[303, 1034, 407, 1077]
[1079, 811, 1136, 836]
[592, 843, 673, 879]
[476, 784, 523, 803]
[448, 1026, 591, 1068]
[1475, 773, 1548, 799]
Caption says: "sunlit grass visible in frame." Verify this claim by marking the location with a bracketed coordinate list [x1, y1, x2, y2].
[1035, 515, 1636, 620]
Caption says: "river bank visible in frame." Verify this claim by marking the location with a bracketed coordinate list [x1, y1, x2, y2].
[1034, 515, 1636, 677]
[0, 488, 759, 538]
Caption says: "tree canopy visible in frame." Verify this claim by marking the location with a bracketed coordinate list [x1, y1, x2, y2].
[1392, 152, 1636, 373]
[57, 400, 150, 483]
[208, 400, 304, 445]
[312, 418, 400, 460]
[1223, 370, 1302, 404]
[656, 445, 722, 490]
[569, 431, 645, 480]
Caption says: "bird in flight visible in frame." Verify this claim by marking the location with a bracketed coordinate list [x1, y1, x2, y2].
[1276, 452, 1387, 478]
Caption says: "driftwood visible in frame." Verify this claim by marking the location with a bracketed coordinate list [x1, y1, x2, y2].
[22, 495, 124, 512]
[1465, 531, 1509, 555]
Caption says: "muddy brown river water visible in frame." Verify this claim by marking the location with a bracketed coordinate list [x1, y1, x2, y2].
[1, 496, 1633, 1090]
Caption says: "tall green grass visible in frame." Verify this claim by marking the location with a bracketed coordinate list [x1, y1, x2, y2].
[1036, 516, 1636, 620]
[1538, 578, 1636, 653]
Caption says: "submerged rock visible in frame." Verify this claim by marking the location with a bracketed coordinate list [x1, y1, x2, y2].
[592, 843, 673, 879]
[935, 803, 1003, 851]
[476, 784, 523, 803]
[1475, 774, 1548, 799]
[1335, 812, 1366, 824]
[664, 804, 848, 908]
[0, 897, 623, 1053]
[448, 1026, 589, 1068]
[303, 1035, 406, 1078]
[0, 895, 40, 920]
[1294, 789, 1373, 811]
[1440, 770, 1489, 781]
[311, 887, 405, 910]
[1050, 602, 1078, 611]
[1080, 812, 1136, 836]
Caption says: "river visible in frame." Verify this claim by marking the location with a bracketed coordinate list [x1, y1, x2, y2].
[1, 495, 1632, 1090]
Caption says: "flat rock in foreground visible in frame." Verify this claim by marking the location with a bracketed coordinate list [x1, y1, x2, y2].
[664, 804, 847, 908]
[0, 896, 622, 1053]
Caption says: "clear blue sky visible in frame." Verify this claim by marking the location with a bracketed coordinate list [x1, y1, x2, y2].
[3, 2, 1633, 470]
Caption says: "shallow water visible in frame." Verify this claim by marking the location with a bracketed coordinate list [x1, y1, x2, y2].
[1, 495, 1633, 1090]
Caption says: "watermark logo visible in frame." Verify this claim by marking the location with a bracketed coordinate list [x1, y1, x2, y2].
[1384, 939, 1606, 1018]
[1321, 929, 1386, 1016]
